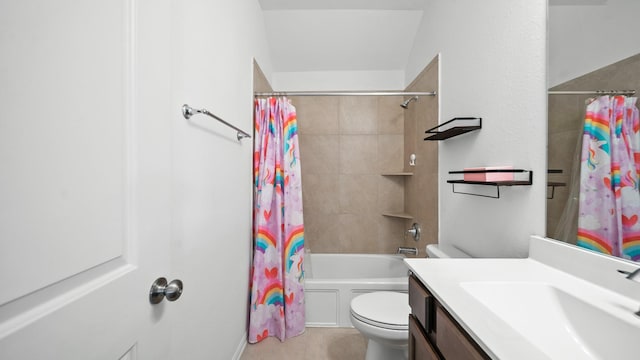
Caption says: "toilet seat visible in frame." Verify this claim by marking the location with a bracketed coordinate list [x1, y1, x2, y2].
[350, 292, 409, 331]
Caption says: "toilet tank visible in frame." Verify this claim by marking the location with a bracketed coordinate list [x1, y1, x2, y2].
[426, 244, 471, 258]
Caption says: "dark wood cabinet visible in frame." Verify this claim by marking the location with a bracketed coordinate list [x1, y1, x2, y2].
[408, 274, 490, 360]
[409, 315, 440, 360]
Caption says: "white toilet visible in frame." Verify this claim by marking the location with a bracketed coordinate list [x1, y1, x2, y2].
[350, 244, 471, 360]
[350, 291, 410, 360]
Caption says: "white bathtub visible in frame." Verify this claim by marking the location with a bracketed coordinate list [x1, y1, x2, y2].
[304, 253, 409, 327]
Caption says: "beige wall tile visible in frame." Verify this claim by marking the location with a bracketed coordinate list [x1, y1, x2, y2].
[299, 134, 339, 175]
[293, 96, 339, 135]
[548, 95, 582, 133]
[378, 176, 405, 214]
[338, 213, 380, 253]
[302, 174, 339, 214]
[378, 134, 404, 173]
[403, 104, 417, 173]
[303, 211, 341, 253]
[339, 174, 378, 215]
[404, 175, 418, 226]
[404, 55, 439, 252]
[339, 96, 378, 134]
[377, 217, 406, 253]
[339, 135, 378, 175]
[253, 60, 273, 93]
[378, 96, 405, 134]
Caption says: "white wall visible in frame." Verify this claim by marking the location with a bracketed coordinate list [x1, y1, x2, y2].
[549, 0, 640, 87]
[272, 70, 405, 90]
[406, 1, 547, 257]
[168, 1, 272, 359]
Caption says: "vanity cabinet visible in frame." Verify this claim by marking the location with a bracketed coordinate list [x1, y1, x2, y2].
[408, 275, 490, 360]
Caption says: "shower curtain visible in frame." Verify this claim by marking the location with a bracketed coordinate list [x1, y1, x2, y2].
[249, 97, 305, 343]
[577, 95, 640, 261]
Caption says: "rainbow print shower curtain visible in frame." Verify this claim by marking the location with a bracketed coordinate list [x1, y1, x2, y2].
[577, 95, 640, 261]
[249, 97, 305, 343]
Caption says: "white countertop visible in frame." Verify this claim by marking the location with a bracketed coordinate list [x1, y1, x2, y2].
[404, 236, 640, 360]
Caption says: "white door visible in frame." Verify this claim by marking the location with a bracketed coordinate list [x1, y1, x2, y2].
[0, 1, 175, 359]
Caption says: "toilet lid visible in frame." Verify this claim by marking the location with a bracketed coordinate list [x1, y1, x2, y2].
[350, 292, 409, 330]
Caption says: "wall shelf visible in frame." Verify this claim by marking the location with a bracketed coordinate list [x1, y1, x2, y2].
[547, 169, 565, 199]
[381, 172, 413, 176]
[424, 117, 482, 141]
[447, 169, 533, 198]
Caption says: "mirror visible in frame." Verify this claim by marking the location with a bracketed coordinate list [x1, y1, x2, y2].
[547, 0, 640, 261]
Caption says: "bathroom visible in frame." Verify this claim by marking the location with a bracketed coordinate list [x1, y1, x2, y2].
[1, 0, 638, 359]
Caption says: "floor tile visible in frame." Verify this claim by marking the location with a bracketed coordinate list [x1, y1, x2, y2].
[240, 328, 366, 360]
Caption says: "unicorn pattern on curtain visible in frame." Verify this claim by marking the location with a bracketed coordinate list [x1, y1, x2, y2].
[249, 97, 305, 343]
[577, 95, 640, 261]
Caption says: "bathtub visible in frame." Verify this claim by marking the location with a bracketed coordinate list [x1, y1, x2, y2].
[304, 253, 409, 327]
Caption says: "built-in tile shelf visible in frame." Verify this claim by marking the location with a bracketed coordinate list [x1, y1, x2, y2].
[381, 173, 413, 219]
[382, 212, 413, 219]
[381, 172, 413, 176]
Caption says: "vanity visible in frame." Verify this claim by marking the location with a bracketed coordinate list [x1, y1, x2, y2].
[408, 274, 489, 359]
[405, 236, 640, 360]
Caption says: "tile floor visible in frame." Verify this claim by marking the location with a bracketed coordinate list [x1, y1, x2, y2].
[240, 328, 367, 360]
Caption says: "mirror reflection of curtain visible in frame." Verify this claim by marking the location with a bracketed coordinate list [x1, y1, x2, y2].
[553, 125, 583, 244]
[576, 96, 640, 261]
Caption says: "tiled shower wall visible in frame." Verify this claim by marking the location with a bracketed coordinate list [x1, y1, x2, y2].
[403, 56, 439, 255]
[292, 96, 407, 253]
[547, 53, 640, 240]
[293, 57, 439, 254]
[253, 60, 273, 94]
[254, 57, 439, 255]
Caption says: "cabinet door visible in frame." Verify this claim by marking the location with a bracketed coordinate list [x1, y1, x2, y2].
[409, 275, 433, 331]
[409, 315, 441, 360]
[435, 304, 489, 360]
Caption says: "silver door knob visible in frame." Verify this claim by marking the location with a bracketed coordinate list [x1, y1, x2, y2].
[149, 277, 184, 304]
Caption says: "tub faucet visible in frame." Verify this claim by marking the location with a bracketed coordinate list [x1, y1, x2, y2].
[619, 267, 640, 282]
[397, 247, 418, 255]
[619, 268, 640, 316]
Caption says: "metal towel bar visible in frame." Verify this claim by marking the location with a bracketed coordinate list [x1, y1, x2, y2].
[181, 104, 251, 141]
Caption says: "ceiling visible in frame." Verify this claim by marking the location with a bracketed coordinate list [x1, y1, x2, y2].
[258, 0, 426, 73]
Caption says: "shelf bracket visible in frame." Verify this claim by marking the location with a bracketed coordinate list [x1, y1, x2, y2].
[547, 185, 556, 200]
[546, 183, 566, 200]
[450, 183, 501, 199]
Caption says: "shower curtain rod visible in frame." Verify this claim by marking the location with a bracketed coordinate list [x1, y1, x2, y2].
[548, 89, 636, 96]
[254, 91, 437, 97]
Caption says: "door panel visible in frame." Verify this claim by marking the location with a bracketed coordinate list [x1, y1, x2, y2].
[0, 266, 138, 358]
[0, 0, 129, 305]
[0, 0, 172, 358]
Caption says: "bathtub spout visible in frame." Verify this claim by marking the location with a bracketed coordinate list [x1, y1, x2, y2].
[397, 247, 418, 255]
